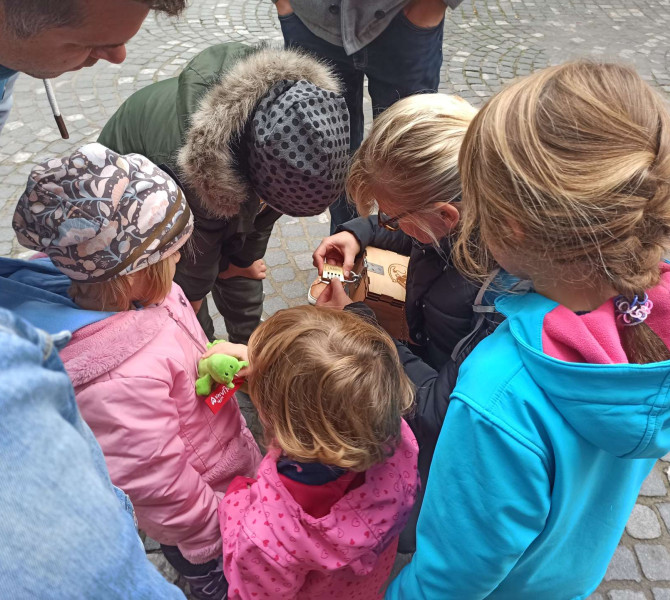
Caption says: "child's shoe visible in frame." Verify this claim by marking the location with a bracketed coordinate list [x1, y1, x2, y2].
[307, 277, 328, 305]
[183, 560, 228, 600]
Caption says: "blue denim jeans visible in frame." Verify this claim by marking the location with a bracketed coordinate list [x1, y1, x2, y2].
[280, 11, 444, 233]
[0, 72, 18, 134]
[0, 308, 185, 599]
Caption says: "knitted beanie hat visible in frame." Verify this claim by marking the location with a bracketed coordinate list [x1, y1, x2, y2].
[244, 79, 350, 216]
[13, 143, 193, 283]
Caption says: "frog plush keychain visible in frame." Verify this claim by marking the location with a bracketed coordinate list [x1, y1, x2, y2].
[195, 341, 248, 414]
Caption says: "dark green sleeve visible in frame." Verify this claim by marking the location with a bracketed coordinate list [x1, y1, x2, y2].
[98, 78, 181, 169]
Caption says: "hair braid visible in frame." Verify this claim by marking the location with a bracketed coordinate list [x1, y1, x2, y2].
[456, 61, 670, 364]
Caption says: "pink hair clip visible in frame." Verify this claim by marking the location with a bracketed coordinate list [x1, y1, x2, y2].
[614, 293, 653, 326]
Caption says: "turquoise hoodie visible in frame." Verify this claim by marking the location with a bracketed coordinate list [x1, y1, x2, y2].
[387, 282, 670, 599]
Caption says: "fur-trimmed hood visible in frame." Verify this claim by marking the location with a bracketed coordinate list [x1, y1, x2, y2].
[177, 46, 342, 219]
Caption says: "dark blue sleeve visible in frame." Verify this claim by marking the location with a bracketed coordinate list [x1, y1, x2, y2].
[337, 215, 413, 256]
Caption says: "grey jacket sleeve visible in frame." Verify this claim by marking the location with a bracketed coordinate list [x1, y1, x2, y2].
[229, 207, 282, 268]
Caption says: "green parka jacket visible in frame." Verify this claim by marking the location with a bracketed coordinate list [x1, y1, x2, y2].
[98, 42, 340, 301]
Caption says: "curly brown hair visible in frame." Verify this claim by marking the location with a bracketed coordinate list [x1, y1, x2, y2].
[247, 306, 414, 471]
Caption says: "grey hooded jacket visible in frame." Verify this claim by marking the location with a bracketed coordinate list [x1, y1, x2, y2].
[287, 0, 463, 55]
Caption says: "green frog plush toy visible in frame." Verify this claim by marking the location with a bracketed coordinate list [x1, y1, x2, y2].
[195, 342, 248, 396]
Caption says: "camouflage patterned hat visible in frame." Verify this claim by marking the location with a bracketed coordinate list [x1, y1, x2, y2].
[13, 143, 193, 282]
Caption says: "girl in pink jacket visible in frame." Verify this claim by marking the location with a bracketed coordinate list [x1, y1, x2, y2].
[213, 305, 420, 600]
[12, 143, 261, 600]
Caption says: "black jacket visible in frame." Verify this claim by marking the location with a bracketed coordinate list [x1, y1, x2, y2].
[340, 215, 481, 435]
[340, 216, 499, 552]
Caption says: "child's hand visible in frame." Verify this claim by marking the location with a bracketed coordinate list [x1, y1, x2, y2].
[316, 278, 353, 310]
[202, 341, 250, 377]
[218, 259, 267, 281]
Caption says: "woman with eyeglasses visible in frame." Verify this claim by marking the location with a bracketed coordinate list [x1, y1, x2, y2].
[312, 93, 494, 554]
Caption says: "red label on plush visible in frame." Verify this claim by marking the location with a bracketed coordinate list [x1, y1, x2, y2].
[204, 378, 244, 414]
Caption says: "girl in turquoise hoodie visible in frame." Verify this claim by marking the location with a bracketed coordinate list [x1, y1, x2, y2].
[386, 61, 670, 599]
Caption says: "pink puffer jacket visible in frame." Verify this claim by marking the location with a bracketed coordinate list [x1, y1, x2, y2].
[61, 283, 261, 564]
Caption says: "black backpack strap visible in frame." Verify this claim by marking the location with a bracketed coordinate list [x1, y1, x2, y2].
[450, 268, 500, 362]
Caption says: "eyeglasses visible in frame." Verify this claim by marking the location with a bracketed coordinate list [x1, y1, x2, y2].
[377, 197, 461, 231]
[377, 209, 421, 231]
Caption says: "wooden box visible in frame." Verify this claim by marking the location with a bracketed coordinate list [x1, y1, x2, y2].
[350, 247, 410, 341]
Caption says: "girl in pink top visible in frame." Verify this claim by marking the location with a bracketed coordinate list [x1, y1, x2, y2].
[12, 143, 261, 600]
[213, 306, 420, 600]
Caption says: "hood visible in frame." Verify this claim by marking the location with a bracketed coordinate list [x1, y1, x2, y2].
[496, 267, 670, 459]
[0, 257, 113, 335]
[228, 420, 418, 575]
[59, 307, 167, 388]
[177, 46, 341, 219]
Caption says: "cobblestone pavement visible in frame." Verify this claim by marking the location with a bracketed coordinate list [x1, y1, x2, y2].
[2, 0, 670, 597]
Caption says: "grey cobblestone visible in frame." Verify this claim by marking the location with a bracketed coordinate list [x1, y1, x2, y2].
[270, 266, 296, 283]
[263, 295, 288, 316]
[635, 544, 670, 581]
[608, 591, 648, 600]
[294, 252, 316, 271]
[282, 280, 308, 299]
[280, 222, 304, 238]
[640, 470, 668, 497]
[262, 278, 275, 295]
[658, 504, 670, 534]
[307, 222, 331, 240]
[627, 506, 663, 540]
[286, 238, 310, 252]
[142, 535, 160, 552]
[2, 0, 670, 597]
[264, 249, 289, 267]
[605, 546, 642, 582]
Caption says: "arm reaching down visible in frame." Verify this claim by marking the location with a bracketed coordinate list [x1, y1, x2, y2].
[78, 376, 224, 564]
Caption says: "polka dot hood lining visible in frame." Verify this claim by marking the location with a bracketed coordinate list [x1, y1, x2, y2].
[178, 45, 345, 219]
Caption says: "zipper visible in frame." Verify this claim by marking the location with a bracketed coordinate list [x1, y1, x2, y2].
[165, 305, 207, 353]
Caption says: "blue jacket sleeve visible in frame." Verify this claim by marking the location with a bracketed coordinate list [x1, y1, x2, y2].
[386, 398, 550, 600]
[0, 311, 185, 600]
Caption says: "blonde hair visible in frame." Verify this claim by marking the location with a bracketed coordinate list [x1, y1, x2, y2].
[347, 94, 477, 219]
[455, 61, 670, 364]
[69, 259, 174, 312]
[247, 306, 414, 471]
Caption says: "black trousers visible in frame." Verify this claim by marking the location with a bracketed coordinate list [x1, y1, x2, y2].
[280, 10, 445, 233]
[160, 544, 217, 577]
[196, 277, 264, 344]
